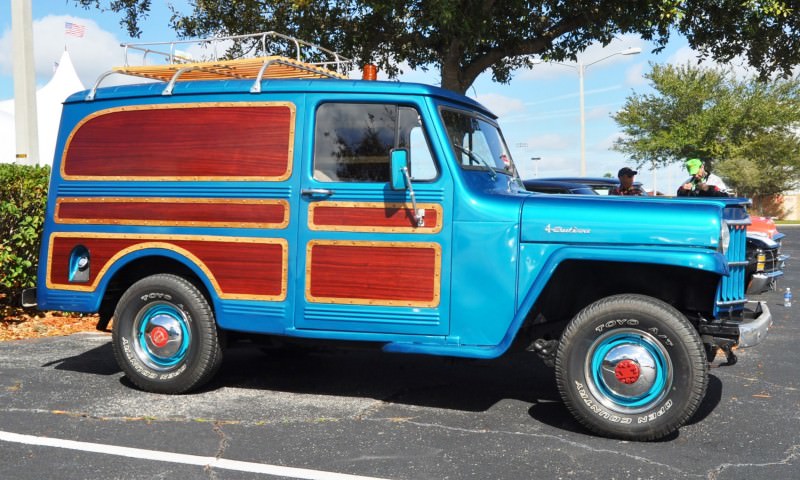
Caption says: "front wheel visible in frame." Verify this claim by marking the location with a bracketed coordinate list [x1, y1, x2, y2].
[555, 294, 707, 441]
[112, 274, 222, 393]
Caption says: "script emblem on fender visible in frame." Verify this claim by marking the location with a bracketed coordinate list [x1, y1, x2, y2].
[545, 224, 591, 234]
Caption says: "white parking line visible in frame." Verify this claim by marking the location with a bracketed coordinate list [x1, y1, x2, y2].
[0, 430, 391, 480]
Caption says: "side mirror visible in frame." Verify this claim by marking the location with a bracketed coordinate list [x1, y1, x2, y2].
[389, 148, 425, 227]
[390, 149, 409, 190]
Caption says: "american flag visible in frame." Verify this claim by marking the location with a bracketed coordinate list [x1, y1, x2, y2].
[65, 22, 86, 37]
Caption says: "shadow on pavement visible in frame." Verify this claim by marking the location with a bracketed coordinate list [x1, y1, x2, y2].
[43, 336, 722, 432]
[206, 342, 562, 412]
[41, 341, 121, 375]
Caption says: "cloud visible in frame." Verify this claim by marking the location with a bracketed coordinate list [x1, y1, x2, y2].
[667, 45, 761, 79]
[596, 131, 626, 151]
[586, 104, 616, 121]
[524, 132, 573, 151]
[0, 15, 128, 90]
[517, 34, 645, 81]
[625, 62, 647, 87]
[474, 92, 525, 117]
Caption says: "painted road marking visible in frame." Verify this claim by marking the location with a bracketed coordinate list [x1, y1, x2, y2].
[0, 430, 391, 480]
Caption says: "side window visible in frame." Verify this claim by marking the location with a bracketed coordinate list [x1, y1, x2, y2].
[313, 103, 437, 182]
[401, 110, 437, 181]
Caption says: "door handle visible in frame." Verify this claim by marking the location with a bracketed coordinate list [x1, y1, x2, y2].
[301, 188, 334, 197]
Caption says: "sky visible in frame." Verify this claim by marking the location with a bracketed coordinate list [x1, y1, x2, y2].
[0, 1, 756, 193]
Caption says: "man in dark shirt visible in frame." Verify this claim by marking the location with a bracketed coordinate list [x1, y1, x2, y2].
[609, 167, 644, 195]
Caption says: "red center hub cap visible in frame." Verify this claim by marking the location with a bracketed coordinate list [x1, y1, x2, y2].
[149, 326, 170, 348]
[614, 359, 641, 384]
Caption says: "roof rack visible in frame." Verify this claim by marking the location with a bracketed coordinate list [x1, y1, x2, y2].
[86, 31, 355, 101]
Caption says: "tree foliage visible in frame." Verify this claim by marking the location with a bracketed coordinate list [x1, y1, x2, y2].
[76, 1, 800, 94]
[612, 63, 800, 197]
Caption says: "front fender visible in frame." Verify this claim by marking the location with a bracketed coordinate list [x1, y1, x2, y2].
[517, 244, 727, 315]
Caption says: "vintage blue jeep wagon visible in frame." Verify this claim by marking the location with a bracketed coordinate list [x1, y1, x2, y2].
[27, 33, 771, 441]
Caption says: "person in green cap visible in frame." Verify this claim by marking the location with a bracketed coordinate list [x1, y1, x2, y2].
[677, 158, 729, 197]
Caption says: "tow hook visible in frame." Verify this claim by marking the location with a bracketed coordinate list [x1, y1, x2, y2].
[703, 336, 738, 366]
[529, 339, 559, 367]
[721, 343, 738, 366]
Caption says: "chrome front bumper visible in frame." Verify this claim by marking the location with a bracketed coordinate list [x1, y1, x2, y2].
[738, 301, 772, 348]
[746, 271, 784, 294]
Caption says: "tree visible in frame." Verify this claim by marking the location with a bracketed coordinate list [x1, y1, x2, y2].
[76, 1, 800, 95]
[612, 63, 800, 197]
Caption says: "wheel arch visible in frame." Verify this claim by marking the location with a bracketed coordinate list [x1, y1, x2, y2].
[532, 260, 719, 324]
[95, 248, 217, 325]
[511, 247, 725, 348]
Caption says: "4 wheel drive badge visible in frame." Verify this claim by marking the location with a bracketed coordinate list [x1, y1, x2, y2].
[149, 326, 170, 348]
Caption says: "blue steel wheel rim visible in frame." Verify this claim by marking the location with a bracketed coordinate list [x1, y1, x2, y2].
[584, 328, 672, 415]
[132, 302, 191, 372]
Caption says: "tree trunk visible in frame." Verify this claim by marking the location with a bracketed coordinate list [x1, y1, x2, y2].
[439, 39, 469, 95]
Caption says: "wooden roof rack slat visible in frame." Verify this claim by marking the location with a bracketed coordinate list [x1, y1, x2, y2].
[86, 32, 355, 100]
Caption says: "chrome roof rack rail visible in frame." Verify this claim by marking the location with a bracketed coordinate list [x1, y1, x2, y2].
[86, 31, 355, 100]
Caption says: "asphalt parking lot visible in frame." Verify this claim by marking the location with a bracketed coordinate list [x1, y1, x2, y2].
[1, 227, 798, 480]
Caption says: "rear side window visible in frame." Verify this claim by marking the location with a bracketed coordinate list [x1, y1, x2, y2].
[313, 103, 437, 182]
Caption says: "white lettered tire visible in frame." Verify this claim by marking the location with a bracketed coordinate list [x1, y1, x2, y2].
[112, 274, 222, 393]
[555, 294, 708, 440]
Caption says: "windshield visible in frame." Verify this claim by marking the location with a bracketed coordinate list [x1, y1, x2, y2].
[441, 108, 519, 178]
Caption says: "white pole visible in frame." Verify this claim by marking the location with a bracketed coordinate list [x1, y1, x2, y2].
[531, 157, 541, 178]
[578, 63, 586, 176]
[575, 47, 640, 177]
[11, 0, 40, 166]
[651, 161, 657, 195]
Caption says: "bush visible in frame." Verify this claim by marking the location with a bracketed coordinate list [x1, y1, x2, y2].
[0, 164, 50, 311]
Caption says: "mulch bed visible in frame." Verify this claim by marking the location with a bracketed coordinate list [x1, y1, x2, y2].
[1, 294, 104, 341]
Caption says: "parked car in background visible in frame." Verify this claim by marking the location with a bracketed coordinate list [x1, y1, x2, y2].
[540, 176, 647, 195]
[522, 179, 598, 195]
[745, 216, 788, 294]
[749, 216, 784, 241]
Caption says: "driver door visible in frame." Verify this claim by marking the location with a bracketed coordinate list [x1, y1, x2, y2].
[294, 100, 452, 336]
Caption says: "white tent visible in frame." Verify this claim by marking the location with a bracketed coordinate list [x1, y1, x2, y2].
[0, 49, 85, 166]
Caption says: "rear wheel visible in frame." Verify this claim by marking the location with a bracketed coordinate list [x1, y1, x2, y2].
[555, 294, 707, 440]
[112, 274, 222, 393]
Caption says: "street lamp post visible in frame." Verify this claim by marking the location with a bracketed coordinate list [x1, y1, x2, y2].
[536, 47, 641, 176]
[577, 48, 640, 176]
[531, 157, 541, 177]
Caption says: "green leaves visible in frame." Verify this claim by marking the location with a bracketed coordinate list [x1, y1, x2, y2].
[0, 165, 50, 306]
[76, 1, 800, 94]
[612, 63, 800, 198]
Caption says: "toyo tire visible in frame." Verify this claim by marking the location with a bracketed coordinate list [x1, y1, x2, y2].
[112, 274, 222, 394]
[555, 294, 708, 441]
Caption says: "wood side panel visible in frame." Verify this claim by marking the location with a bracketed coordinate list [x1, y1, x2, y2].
[308, 243, 439, 304]
[63, 104, 293, 179]
[50, 237, 130, 285]
[177, 240, 284, 296]
[312, 205, 440, 230]
[49, 235, 285, 298]
[56, 198, 288, 228]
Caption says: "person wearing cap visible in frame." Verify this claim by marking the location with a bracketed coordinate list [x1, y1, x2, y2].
[609, 167, 644, 195]
[677, 158, 729, 197]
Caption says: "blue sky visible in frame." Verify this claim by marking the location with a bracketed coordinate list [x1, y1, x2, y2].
[2, 1, 744, 193]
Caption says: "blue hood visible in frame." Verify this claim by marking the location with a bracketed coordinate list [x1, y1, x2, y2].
[520, 195, 726, 249]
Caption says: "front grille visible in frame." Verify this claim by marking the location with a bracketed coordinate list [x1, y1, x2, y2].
[716, 221, 748, 315]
